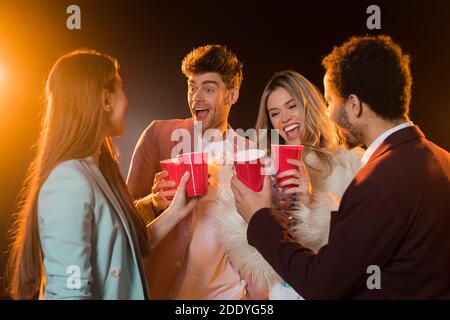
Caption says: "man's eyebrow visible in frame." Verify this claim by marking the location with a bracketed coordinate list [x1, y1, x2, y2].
[201, 80, 219, 86]
[187, 80, 219, 87]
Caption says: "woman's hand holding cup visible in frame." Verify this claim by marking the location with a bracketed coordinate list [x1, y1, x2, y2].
[276, 159, 313, 207]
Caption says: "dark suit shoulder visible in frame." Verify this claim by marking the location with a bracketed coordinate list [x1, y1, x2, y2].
[423, 139, 450, 171]
[367, 135, 449, 179]
[351, 135, 450, 223]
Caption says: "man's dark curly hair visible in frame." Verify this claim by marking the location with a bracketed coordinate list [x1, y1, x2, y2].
[181, 44, 243, 89]
[322, 35, 412, 120]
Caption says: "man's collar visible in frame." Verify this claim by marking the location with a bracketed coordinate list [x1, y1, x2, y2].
[359, 121, 414, 169]
[360, 123, 425, 170]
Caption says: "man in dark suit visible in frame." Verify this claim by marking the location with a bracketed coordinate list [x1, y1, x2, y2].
[231, 35, 450, 299]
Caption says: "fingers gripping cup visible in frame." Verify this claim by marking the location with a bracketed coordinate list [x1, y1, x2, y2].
[178, 152, 208, 197]
[271, 145, 304, 188]
[233, 149, 266, 192]
[159, 158, 184, 191]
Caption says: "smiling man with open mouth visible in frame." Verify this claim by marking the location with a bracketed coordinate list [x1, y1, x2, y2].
[127, 45, 256, 300]
[187, 70, 238, 135]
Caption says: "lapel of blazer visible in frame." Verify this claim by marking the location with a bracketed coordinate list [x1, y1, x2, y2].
[76, 157, 149, 298]
[366, 125, 424, 166]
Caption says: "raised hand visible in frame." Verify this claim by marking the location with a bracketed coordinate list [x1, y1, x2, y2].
[276, 159, 313, 206]
[151, 170, 177, 210]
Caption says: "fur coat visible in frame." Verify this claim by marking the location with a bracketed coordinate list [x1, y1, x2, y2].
[194, 146, 363, 298]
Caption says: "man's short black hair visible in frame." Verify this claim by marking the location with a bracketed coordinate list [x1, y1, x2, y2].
[181, 44, 243, 89]
[322, 35, 412, 120]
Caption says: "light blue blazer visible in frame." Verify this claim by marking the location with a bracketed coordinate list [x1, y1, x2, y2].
[37, 156, 149, 300]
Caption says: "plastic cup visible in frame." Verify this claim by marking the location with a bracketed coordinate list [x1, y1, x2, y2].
[178, 152, 208, 197]
[159, 157, 184, 191]
[233, 149, 266, 192]
[271, 144, 304, 188]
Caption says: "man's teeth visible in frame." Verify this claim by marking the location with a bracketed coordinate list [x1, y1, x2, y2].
[194, 107, 208, 111]
[284, 124, 300, 132]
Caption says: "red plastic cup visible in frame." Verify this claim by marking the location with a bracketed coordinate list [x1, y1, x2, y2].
[271, 144, 304, 188]
[160, 157, 184, 191]
[233, 149, 266, 192]
[178, 152, 208, 197]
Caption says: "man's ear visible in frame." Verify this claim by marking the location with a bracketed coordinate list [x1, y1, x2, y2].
[103, 89, 112, 112]
[228, 88, 239, 105]
[347, 94, 363, 118]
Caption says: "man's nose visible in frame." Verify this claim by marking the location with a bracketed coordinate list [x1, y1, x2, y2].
[192, 90, 204, 102]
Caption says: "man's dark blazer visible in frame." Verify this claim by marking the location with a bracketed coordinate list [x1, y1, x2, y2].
[248, 125, 450, 299]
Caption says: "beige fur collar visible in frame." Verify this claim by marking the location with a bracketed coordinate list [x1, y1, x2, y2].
[195, 147, 362, 292]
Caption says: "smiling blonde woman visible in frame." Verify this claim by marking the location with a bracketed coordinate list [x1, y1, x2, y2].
[217, 70, 364, 299]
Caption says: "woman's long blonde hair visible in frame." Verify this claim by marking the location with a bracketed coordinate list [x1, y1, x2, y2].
[6, 49, 150, 299]
[255, 70, 340, 175]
